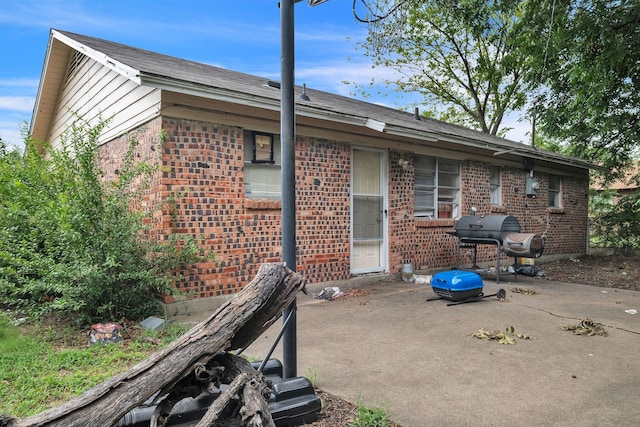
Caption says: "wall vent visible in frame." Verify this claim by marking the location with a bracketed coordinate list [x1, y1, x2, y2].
[65, 51, 87, 84]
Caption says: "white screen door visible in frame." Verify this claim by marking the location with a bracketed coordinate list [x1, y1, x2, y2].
[351, 148, 387, 273]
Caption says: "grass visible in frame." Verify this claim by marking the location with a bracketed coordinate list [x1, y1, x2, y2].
[349, 396, 396, 427]
[306, 366, 320, 388]
[0, 312, 188, 418]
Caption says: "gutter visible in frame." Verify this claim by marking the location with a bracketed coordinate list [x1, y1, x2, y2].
[140, 74, 373, 130]
[143, 73, 604, 174]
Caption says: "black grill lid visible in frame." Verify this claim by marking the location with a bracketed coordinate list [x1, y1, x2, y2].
[454, 215, 521, 241]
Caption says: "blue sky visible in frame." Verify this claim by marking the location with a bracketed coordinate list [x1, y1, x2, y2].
[0, 0, 529, 149]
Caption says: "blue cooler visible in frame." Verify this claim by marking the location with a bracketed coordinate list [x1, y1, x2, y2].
[431, 270, 484, 301]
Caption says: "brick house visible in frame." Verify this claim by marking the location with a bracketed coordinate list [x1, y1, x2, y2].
[30, 29, 600, 302]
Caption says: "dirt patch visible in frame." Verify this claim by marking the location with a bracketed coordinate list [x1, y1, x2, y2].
[539, 253, 640, 291]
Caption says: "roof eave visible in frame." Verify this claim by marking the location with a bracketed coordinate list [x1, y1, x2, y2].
[142, 70, 604, 174]
[140, 73, 374, 129]
[383, 124, 605, 172]
[51, 29, 141, 84]
[29, 32, 55, 140]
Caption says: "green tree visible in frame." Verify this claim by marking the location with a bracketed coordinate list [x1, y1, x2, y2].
[520, 0, 640, 177]
[0, 120, 201, 324]
[590, 189, 640, 253]
[354, 0, 528, 135]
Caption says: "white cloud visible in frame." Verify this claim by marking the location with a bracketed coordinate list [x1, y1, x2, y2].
[0, 78, 40, 88]
[296, 60, 401, 94]
[0, 97, 35, 113]
[502, 113, 532, 144]
[0, 120, 26, 149]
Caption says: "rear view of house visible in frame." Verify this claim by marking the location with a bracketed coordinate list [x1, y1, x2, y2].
[31, 29, 598, 303]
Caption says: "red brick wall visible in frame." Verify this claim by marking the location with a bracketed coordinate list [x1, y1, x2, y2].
[100, 118, 590, 299]
[387, 157, 589, 273]
[295, 138, 352, 281]
[100, 118, 355, 299]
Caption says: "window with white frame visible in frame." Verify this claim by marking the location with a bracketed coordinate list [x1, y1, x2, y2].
[414, 155, 460, 218]
[548, 175, 562, 208]
[244, 131, 281, 197]
[490, 166, 502, 205]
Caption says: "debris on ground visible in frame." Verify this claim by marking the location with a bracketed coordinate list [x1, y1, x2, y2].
[317, 287, 343, 300]
[413, 274, 432, 284]
[540, 253, 640, 291]
[510, 287, 538, 295]
[88, 322, 123, 345]
[316, 287, 369, 301]
[517, 265, 545, 277]
[139, 316, 173, 331]
[562, 319, 608, 336]
[331, 288, 369, 301]
[471, 326, 534, 345]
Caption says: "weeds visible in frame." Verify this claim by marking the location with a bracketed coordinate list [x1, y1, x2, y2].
[306, 366, 319, 387]
[349, 397, 395, 427]
[0, 313, 188, 417]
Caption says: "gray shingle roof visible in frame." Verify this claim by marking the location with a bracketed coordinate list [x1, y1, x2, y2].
[54, 29, 600, 171]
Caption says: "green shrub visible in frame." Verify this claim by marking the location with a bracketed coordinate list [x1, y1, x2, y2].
[0, 119, 202, 324]
[590, 188, 640, 253]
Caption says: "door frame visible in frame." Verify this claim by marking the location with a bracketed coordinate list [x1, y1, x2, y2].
[350, 146, 388, 274]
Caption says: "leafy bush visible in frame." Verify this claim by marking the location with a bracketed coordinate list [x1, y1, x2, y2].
[0, 119, 201, 324]
[590, 188, 640, 253]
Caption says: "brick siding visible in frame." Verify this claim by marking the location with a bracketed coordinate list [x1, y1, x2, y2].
[99, 117, 590, 300]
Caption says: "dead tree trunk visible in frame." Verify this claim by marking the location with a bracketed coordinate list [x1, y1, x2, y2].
[1, 263, 304, 427]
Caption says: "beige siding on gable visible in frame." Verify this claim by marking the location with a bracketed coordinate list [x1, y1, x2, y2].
[48, 56, 160, 148]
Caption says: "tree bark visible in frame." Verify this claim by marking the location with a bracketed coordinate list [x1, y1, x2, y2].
[1, 263, 304, 427]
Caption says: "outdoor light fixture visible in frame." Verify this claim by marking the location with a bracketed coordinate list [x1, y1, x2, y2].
[252, 133, 274, 163]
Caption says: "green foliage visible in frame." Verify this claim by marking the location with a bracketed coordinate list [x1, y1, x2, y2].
[521, 0, 640, 173]
[354, 0, 528, 135]
[0, 315, 187, 417]
[589, 188, 640, 253]
[0, 119, 202, 324]
[349, 396, 393, 427]
[306, 366, 319, 388]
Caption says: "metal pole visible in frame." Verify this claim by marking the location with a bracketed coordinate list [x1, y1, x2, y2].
[280, 0, 297, 379]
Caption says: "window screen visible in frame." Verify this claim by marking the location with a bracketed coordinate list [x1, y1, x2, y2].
[414, 155, 460, 218]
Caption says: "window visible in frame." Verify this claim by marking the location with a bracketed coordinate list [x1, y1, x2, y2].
[244, 131, 281, 197]
[548, 175, 562, 208]
[414, 155, 460, 218]
[490, 166, 501, 205]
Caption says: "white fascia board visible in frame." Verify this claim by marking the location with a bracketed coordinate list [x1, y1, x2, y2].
[30, 33, 55, 136]
[382, 124, 440, 143]
[384, 124, 602, 171]
[141, 74, 371, 128]
[364, 118, 386, 132]
[142, 74, 281, 110]
[294, 105, 370, 127]
[52, 30, 142, 84]
[140, 72, 603, 172]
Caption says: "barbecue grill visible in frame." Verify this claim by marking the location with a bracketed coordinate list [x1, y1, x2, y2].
[447, 215, 544, 282]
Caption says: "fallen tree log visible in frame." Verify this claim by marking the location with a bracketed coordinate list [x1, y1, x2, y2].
[1, 263, 304, 427]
